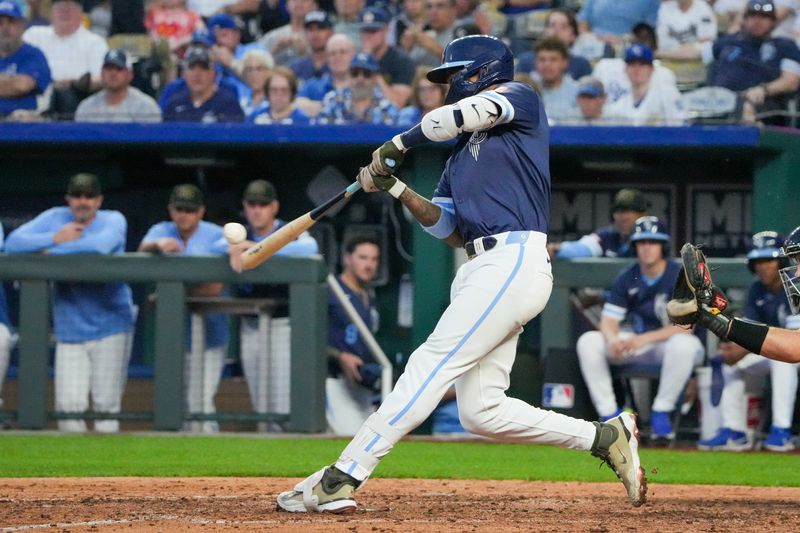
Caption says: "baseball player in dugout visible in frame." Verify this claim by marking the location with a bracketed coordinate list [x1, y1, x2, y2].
[276, 34, 648, 514]
[697, 231, 799, 452]
[5, 173, 135, 432]
[216, 180, 318, 430]
[0, 224, 15, 421]
[326, 234, 382, 436]
[669, 226, 800, 376]
[547, 187, 648, 259]
[576, 216, 705, 441]
[139, 184, 228, 433]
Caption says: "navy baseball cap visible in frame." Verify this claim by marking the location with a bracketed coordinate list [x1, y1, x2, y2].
[103, 49, 131, 69]
[184, 46, 212, 67]
[190, 28, 215, 48]
[305, 10, 333, 28]
[624, 44, 653, 64]
[358, 6, 390, 30]
[350, 52, 379, 73]
[577, 76, 605, 98]
[0, 0, 22, 19]
[746, 0, 776, 17]
[208, 13, 240, 31]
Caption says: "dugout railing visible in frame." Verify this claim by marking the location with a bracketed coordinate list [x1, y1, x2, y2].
[0, 253, 328, 432]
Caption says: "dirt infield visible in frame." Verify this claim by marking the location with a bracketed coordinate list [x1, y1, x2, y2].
[1, 478, 799, 532]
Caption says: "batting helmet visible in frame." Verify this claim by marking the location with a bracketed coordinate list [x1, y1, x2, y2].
[746, 231, 783, 272]
[630, 216, 670, 243]
[779, 225, 800, 314]
[427, 35, 514, 104]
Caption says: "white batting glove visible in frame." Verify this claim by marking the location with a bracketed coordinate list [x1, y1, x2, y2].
[357, 166, 379, 193]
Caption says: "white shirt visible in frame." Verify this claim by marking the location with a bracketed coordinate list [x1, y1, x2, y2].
[593, 58, 678, 104]
[187, 0, 236, 17]
[657, 0, 717, 52]
[74, 87, 163, 123]
[23, 25, 108, 82]
[605, 81, 686, 126]
[773, 0, 798, 40]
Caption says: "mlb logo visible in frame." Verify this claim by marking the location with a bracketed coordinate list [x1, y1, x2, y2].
[543, 383, 575, 409]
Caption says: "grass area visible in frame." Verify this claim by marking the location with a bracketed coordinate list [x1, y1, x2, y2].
[1, 434, 798, 487]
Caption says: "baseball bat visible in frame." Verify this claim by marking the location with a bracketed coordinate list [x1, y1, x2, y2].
[241, 180, 362, 270]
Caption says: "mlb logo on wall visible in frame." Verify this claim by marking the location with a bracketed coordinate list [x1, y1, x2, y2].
[543, 383, 575, 409]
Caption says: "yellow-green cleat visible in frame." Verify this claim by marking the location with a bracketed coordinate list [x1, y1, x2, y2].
[591, 412, 647, 507]
[277, 466, 360, 513]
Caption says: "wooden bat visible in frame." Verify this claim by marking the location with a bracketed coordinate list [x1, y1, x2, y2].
[241, 181, 362, 270]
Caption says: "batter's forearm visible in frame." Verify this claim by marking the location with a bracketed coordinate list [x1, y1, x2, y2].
[398, 187, 441, 227]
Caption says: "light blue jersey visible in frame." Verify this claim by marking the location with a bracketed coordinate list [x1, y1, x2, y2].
[5, 207, 134, 342]
[141, 220, 229, 349]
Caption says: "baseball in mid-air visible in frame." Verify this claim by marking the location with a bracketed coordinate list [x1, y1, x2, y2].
[223, 222, 247, 245]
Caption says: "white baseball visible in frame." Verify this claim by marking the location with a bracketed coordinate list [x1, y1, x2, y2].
[223, 222, 247, 245]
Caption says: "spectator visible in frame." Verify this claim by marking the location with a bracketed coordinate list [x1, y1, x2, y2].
[533, 37, 579, 123]
[577, 0, 660, 47]
[5, 173, 135, 433]
[453, 0, 493, 35]
[593, 45, 679, 106]
[576, 216, 704, 440]
[357, 6, 415, 107]
[26, 0, 51, 27]
[288, 10, 333, 82]
[316, 51, 398, 124]
[259, 0, 316, 66]
[605, 44, 686, 126]
[249, 65, 310, 123]
[657, 0, 718, 60]
[516, 9, 593, 81]
[257, 0, 290, 36]
[87, 0, 111, 37]
[218, 179, 318, 429]
[333, 0, 365, 47]
[145, 0, 205, 53]
[0, 1, 52, 118]
[397, 65, 446, 126]
[387, 0, 426, 48]
[707, 0, 800, 125]
[698, 231, 800, 452]
[326, 233, 381, 435]
[239, 48, 273, 117]
[497, 0, 553, 54]
[0, 223, 13, 422]
[572, 75, 611, 125]
[163, 46, 245, 121]
[548, 188, 648, 259]
[138, 184, 228, 433]
[188, 0, 258, 18]
[294, 32, 354, 116]
[23, 0, 108, 116]
[402, 0, 457, 67]
[208, 12, 265, 92]
[74, 49, 162, 122]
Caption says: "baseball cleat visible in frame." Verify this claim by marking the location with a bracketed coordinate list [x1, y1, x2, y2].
[276, 465, 360, 513]
[697, 428, 751, 451]
[763, 426, 795, 452]
[591, 412, 647, 507]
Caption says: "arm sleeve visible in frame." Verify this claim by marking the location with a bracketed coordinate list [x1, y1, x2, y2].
[3, 209, 60, 253]
[48, 212, 127, 255]
[140, 223, 171, 247]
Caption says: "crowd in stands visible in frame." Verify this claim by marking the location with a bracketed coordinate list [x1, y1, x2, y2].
[2, 0, 800, 126]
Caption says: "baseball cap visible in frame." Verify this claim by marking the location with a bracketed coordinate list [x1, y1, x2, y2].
[358, 6, 390, 30]
[184, 46, 212, 68]
[208, 13, 240, 31]
[190, 28, 215, 48]
[103, 49, 130, 69]
[169, 184, 204, 210]
[350, 52, 379, 73]
[243, 180, 277, 203]
[577, 76, 605, 98]
[624, 44, 653, 65]
[746, 0, 776, 17]
[67, 173, 102, 197]
[304, 10, 333, 29]
[612, 188, 647, 213]
[0, 0, 23, 19]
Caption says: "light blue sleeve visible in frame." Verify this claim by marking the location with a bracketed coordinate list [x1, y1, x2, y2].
[276, 230, 319, 256]
[4, 208, 63, 253]
[557, 241, 594, 258]
[48, 211, 127, 255]
[140, 222, 173, 246]
[210, 235, 230, 254]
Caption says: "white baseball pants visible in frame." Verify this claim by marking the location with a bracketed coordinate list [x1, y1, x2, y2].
[718, 354, 799, 431]
[576, 330, 704, 419]
[333, 232, 599, 481]
[240, 317, 291, 430]
[325, 376, 376, 436]
[0, 324, 12, 409]
[55, 331, 130, 433]
[184, 345, 226, 433]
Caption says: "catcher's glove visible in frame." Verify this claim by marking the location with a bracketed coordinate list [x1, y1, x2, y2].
[667, 243, 733, 340]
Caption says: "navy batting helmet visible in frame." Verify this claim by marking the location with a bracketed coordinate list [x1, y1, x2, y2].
[746, 230, 783, 272]
[779, 225, 800, 313]
[630, 216, 670, 243]
[427, 35, 514, 104]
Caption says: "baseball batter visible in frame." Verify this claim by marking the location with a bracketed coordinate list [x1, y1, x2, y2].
[277, 35, 647, 513]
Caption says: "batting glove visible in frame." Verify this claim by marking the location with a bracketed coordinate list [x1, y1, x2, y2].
[368, 134, 407, 176]
[357, 167, 407, 198]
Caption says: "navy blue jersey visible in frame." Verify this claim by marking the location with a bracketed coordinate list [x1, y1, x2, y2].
[433, 81, 550, 243]
[328, 275, 377, 365]
[163, 87, 245, 123]
[744, 279, 799, 328]
[712, 32, 800, 91]
[595, 224, 635, 258]
[602, 260, 682, 334]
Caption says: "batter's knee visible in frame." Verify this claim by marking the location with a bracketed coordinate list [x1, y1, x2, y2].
[456, 395, 505, 436]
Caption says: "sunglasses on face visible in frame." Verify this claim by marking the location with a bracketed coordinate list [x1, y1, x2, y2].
[350, 68, 374, 78]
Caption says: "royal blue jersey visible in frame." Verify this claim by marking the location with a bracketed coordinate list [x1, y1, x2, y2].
[162, 86, 245, 123]
[328, 275, 378, 365]
[602, 260, 681, 334]
[433, 81, 550, 243]
[744, 279, 800, 329]
[711, 32, 800, 91]
[0, 42, 52, 116]
[289, 55, 329, 81]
